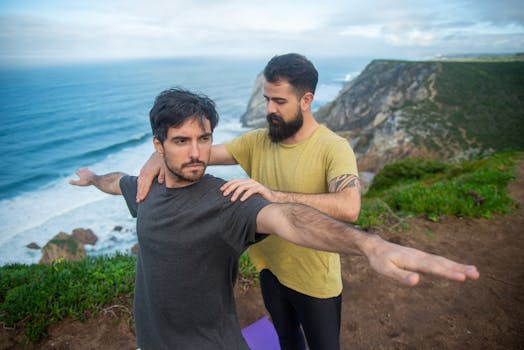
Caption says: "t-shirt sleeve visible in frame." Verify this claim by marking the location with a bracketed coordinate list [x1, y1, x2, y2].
[119, 175, 139, 218]
[224, 129, 264, 176]
[326, 138, 359, 182]
[220, 193, 270, 254]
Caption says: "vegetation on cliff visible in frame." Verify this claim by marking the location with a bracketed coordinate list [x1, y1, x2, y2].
[401, 59, 524, 153]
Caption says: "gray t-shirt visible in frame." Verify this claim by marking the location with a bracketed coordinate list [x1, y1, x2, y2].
[120, 174, 270, 350]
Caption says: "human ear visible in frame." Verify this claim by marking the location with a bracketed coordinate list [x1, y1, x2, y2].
[301, 92, 314, 110]
[153, 137, 164, 155]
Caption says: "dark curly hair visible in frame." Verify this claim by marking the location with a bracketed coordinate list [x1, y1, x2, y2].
[263, 53, 318, 97]
[149, 87, 219, 143]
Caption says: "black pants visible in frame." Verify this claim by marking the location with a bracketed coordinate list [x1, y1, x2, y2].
[259, 269, 342, 350]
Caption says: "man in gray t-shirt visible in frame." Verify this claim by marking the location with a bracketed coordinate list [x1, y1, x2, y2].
[120, 174, 269, 349]
[70, 88, 479, 349]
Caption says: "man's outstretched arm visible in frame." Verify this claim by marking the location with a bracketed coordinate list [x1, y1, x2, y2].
[69, 168, 126, 195]
[256, 203, 479, 286]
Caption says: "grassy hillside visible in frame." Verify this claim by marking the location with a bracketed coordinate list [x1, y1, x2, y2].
[400, 57, 524, 155]
[356, 151, 521, 227]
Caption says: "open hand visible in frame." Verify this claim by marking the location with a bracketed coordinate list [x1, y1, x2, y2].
[69, 168, 95, 186]
[364, 235, 480, 286]
[220, 178, 277, 202]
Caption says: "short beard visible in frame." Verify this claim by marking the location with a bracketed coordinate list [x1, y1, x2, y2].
[267, 110, 304, 143]
[165, 159, 207, 183]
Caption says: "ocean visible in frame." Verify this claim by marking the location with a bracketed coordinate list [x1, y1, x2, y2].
[0, 56, 371, 266]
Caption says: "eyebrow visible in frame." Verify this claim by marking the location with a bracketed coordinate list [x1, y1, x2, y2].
[263, 95, 287, 103]
[170, 132, 213, 141]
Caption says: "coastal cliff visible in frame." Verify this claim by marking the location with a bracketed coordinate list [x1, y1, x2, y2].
[241, 56, 524, 173]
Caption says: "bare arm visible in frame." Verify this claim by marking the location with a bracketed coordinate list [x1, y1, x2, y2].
[209, 144, 237, 165]
[222, 174, 361, 222]
[256, 203, 479, 286]
[137, 144, 237, 202]
[69, 168, 125, 195]
[137, 152, 165, 202]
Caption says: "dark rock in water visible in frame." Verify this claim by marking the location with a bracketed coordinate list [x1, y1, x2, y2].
[240, 71, 266, 128]
[26, 242, 40, 250]
[113, 225, 123, 232]
[39, 232, 86, 264]
[72, 228, 98, 245]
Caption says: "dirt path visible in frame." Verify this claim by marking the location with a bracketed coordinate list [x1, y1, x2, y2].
[2, 161, 524, 349]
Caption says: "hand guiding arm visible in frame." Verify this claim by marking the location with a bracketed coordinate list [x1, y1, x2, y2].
[221, 174, 361, 223]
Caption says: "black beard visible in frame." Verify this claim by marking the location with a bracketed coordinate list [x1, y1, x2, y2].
[267, 110, 304, 143]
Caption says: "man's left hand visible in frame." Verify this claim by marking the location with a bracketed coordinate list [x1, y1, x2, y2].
[220, 179, 277, 202]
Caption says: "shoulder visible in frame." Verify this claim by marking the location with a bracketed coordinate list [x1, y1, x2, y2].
[200, 174, 226, 188]
[226, 129, 271, 158]
[311, 126, 353, 153]
[119, 175, 138, 192]
[232, 128, 268, 143]
[315, 125, 348, 142]
[248, 128, 269, 137]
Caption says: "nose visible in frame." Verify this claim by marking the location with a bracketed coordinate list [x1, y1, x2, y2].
[266, 100, 278, 115]
[189, 141, 200, 160]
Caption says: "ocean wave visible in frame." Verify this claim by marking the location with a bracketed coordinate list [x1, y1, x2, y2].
[77, 132, 151, 160]
[0, 141, 154, 265]
[0, 172, 62, 198]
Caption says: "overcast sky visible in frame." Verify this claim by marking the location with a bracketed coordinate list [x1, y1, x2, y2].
[1, 0, 523, 66]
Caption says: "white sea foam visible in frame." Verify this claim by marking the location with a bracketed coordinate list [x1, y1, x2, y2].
[0, 141, 150, 265]
[0, 123, 248, 266]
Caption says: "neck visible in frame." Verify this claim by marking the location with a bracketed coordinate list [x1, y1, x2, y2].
[164, 178, 196, 188]
[281, 112, 319, 145]
[164, 169, 203, 188]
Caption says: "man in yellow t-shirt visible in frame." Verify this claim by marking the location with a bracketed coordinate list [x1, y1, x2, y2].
[213, 53, 360, 350]
[139, 53, 361, 349]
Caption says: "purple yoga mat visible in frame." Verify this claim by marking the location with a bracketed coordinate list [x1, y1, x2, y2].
[241, 316, 280, 350]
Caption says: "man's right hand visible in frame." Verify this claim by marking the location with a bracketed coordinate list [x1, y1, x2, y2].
[69, 167, 96, 186]
[137, 152, 165, 202]
[69, 168, 125, 195]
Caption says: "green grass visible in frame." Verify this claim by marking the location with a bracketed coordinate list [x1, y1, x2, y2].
[238, 251, 259, 287]
[0, 254, 136, 342]
[0, 251, 261, 343]
[367, 158, 449, 195]
[1, 151, 521, 343]
[356, 151, 521, 228]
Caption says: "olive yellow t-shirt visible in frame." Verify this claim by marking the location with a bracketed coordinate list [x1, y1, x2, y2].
[225, 126, 358, 298]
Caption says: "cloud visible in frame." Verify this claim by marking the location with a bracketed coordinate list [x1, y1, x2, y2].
[1, 0, 523, 65]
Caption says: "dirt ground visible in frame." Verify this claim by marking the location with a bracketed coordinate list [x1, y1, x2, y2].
[2, 160, 523, 350]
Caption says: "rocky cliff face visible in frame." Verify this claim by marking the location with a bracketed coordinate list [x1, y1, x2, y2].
[239, 61, 442, 172]
[240, 71, 266, 128]
[316, 60, 442, 172]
